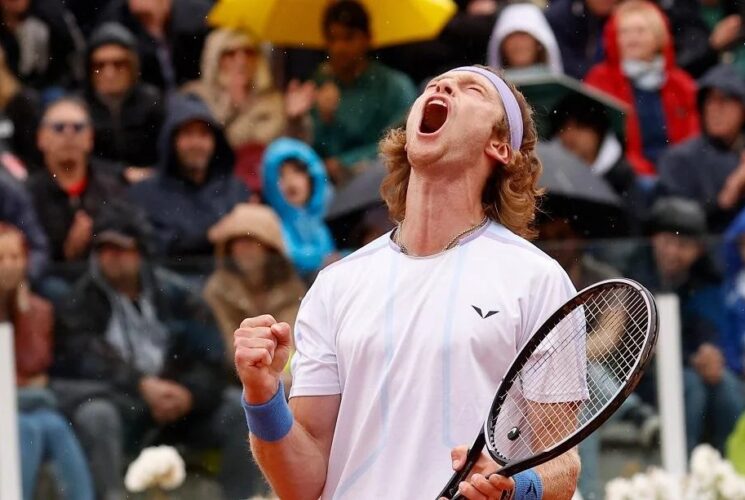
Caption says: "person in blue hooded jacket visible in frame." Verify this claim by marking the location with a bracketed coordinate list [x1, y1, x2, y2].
[128, 93, 250, 263]
[262, 137, 336, 279]
[721, 210, 745, 378]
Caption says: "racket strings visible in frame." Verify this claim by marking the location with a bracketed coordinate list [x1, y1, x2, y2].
[487, 285, 650, 460]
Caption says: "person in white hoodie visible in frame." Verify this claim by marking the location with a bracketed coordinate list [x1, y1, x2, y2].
[486, 2, 564, 76]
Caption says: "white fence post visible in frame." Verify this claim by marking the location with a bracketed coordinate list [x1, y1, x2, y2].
[0, 322, 21, 500]
[655, 294, 688, 476]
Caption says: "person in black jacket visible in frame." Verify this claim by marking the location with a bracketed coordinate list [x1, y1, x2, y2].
[96, 0, 210, 90]
[27, 97, 124, 263]
[658, 64, 745, 232]
[52, 202, 259, 500]
[624, 198, 745, 454]
[0, 165, 47, 280]
[128, 93, 249, 263]
[26, 97, 124, 298]
[0, 0, 83, 91]
[84, 22, 164, 184]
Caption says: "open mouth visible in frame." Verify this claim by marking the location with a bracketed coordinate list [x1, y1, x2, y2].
[419, 97, 449, 134]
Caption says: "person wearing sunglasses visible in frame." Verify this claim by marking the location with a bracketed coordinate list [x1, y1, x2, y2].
[26, 97, 125, 302]
[84, 22, 164, 185]
[183, 29, 287, 194]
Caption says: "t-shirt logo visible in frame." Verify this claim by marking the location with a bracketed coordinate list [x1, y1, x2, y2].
[471, 305, 499, 319]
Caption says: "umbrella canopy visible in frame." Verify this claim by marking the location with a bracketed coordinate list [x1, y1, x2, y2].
[208, 0, 457, 49]
[326, 160, 387, 221]
[506, 71, 628, 142]
[326, 143, 629, 240]
[537, 141, 628, 237]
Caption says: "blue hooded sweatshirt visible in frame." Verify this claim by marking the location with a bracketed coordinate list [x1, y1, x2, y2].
[261, 138, 335, 276]
[721, 210, 745, 374]
[128, 94, 249, 257]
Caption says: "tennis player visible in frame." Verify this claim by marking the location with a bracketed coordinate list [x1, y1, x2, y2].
[235, 65, 582, 499]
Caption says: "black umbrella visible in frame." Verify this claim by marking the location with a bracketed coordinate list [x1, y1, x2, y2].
[325, 161, 388, 221]
[508, 71, 627, 141]
[325, 161, 390, 248]
[536, 141, 629, 238]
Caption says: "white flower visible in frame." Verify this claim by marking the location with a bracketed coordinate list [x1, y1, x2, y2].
[124, 445, 186, 492]
[605, 477, 635, 500]
[647, 467, 681, 498]
[690, 444, 722, 486]
[717, 466, 745, 500]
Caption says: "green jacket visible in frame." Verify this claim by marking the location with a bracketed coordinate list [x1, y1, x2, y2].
[312, 61, 416, 168]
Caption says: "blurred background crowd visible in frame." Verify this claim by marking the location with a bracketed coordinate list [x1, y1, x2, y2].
[2, 0, 745, 498]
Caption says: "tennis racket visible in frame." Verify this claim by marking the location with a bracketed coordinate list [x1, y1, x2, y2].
[437, 278, 658, 499]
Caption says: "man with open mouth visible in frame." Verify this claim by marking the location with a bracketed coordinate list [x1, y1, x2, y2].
[234, 65, 581, 500]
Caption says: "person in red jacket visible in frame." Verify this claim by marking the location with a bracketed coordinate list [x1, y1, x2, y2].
[585, 0, 700, 176]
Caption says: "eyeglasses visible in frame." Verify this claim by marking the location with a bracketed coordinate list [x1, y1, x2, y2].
[221, 47, 257, 58]
[91, 58, 130, 73]
[43, 121, 90, 134]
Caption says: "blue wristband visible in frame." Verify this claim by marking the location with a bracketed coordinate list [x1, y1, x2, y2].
[512, 469, 543, 500]
[241, 383, 293, 442]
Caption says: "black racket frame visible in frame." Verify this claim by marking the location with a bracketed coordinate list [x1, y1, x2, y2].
[437, 278, 659, 499]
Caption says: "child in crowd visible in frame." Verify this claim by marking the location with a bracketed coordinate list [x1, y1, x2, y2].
[262, 137, 338, 279]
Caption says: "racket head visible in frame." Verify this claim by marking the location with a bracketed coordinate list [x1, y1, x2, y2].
[483, 278, 658, 476]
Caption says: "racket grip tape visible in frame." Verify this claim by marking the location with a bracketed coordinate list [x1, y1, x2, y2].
[436, 433, 486, 499]
[452, 470, 542, 500]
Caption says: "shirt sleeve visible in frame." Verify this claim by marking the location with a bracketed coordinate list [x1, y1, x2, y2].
[289, 271, 342, 398]
[521, 260, 588, 403]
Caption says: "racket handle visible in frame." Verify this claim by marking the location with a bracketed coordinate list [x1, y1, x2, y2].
[435, 433, 486, 499]
[452, 486, 511, 500]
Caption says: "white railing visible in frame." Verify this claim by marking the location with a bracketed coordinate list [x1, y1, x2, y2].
[655, 294, 688, 476]
[0, 322, 21, 500]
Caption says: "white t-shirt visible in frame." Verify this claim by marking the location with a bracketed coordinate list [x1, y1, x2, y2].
[290, 222, 579, 499]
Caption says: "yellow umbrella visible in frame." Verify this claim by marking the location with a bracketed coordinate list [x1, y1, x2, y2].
[208, 0, 457, 49]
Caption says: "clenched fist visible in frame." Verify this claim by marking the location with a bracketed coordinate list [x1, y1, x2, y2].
[234, 314, 293, 404]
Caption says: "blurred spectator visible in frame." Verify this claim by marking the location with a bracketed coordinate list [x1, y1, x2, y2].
[97, 0, 210, 90]
[128, 93, 249, 260]
[52, 203, 257, 499]
[550, 93, 645, 228]
[0, 223, 94, 500]
[486, 2, 563, 76]
[585, 0, 700, 176]
[658, 64, 745, 232]
[546, 0, 616, 79]
[0, 0, 83, 91]
[686, 0, 745, 77]
[84, 22, 164, 184]
[547, 0, 716, 80]
[26, 97, 123, 275]
[262, 137, 337, 279]
[63, 0, 116, 37]
[0, 166, 47, 280]
[628, 198, 745, 454]
[538, 215, 659, 498]
[652, 0, 725, 79]
[204, 203, 306, 364]
[0, 45, 39, 168]
[722, 209, 745, 377]
[285, 0, 417, 184]
[375, 0, 498, 85]
[183, 29, 287, 194]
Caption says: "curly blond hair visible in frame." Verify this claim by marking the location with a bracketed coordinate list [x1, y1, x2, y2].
[379, 66, 543, 240]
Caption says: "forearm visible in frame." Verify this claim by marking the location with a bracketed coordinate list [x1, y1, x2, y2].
[250, 420, 329, 499]
[533, 448, 580, 500]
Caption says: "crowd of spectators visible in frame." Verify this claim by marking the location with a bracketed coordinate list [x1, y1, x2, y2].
[2, 0, 745, 498]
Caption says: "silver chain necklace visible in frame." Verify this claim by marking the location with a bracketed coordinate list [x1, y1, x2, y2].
[395, 215, 489, 256]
